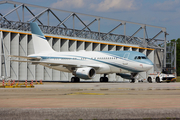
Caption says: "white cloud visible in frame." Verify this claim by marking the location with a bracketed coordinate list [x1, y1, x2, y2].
[153, 0, 180, 12]
[51, 0, 85, 9]
[90, 0, 140, 12]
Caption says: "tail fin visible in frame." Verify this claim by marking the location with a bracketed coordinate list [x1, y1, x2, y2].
[30, 22, 54, 54]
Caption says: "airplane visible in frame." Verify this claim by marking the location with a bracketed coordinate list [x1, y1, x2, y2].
[10, 22, 153, 83]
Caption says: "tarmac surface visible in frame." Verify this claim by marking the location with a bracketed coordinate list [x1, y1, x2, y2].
[0, 82, 180, 119]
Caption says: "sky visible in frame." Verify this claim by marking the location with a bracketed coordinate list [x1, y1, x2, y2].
[1, 0, 180, 41]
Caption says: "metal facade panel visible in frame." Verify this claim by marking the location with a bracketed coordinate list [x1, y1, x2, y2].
[44, 37, 53, 81]
[116, 46, 123, 51]
[147, 50, 154, 75]
[3, 32, 10, 78]
[60, 39, 69, 81]
[52, 38, 60, 80]
[0, 31, 2, 77]
[100, 44, 108, 51]
[108, 45, 116, 51]
[10, 33, 19, 80]
[85, 42, 92, 51]
[93, 43, 100, 51]
[19, 34, 27, 80]
[69, 40, 76, 51]
[77, 41, 84, 51]
[27, 35, 35, 80]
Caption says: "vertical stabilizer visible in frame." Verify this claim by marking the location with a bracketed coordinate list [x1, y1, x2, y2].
[30, 22, 54, 54]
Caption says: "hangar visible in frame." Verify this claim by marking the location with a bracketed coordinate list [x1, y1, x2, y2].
[0, 1, 170, 81]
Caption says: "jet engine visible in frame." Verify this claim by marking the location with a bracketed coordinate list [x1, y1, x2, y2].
[74, 67, 96, 79]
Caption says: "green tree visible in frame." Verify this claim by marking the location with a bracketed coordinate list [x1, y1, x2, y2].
[176, 38, 180, 76]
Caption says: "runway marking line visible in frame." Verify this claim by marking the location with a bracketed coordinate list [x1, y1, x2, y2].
[68, 92, 106, 95]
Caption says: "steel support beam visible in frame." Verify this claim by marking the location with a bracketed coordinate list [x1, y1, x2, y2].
[74, 14, 91, 32]
[73, 14, 75, 36]
[103, 23, 122, 38]
[0, 4, 23, 21]
[163, 33, 167, 68]
[98, 18, 100, 39]
[49, 9, 67, 28]
[50, 13, 74, 33]
[2, 0, 166, 29]
[124, 23, 127, 43]
[27, 8, 49, 22]
[0, 0, 166, 49]
[47, 10, 49, 26]
[25, 6, 43, 25]
[0, 13, 11, 24]
[147, 30, 163, 44]
[22, 5, 24, 22]
[0, 0, 7, 4]
[14, 4, 21, 21]
[127, 27, 142, 42]
[77, 19, 97, 35]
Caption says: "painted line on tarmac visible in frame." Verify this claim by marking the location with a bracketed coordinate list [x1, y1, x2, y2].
[68, 92, 106, 95]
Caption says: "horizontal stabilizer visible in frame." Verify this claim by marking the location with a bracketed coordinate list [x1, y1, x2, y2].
[11, 60, 40, 64]
[9, 55, 41, 60]
[11, 59, 100, 69]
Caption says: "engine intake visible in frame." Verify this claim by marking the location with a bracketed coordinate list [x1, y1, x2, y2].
[75, 67, 96, 79]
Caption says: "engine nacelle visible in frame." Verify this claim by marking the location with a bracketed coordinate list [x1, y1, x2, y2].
[75, 67, 96, 79]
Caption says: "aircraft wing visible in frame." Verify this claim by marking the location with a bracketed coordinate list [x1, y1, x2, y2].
[9, 55, 41, 60]
[11, 60, 100, 69]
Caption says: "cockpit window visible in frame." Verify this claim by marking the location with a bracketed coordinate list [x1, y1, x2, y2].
[141, 56, 147, 59]
[134, 56, 147, 60]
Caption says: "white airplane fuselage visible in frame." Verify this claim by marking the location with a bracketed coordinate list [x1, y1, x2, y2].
[29, 50, 153, 74]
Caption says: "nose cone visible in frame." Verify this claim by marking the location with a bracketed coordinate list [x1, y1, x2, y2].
[147, 59, 154, 65]
[145, 59, 154, 70]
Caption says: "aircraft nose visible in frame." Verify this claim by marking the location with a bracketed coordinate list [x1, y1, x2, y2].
[148, 60, 153, 65]
[146, 60, 154, 69]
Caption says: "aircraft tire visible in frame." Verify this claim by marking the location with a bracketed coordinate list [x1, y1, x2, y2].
[71, 77, 76, 82]
[130, 78, 135, 83]
[147, 77, 152, 83]
[71, 77, 80, 82]
[100, 77, 104, 82]
[156, 77, 161, 83]
[75, 77, 80, 82]
[105, 77, 109, 82]
[100, 77, 108, 82]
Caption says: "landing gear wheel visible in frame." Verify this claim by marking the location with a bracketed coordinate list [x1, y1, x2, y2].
[71, 77, 80, 82]
[130, 78, 135, 83]
[100, 77, 109, 82]
[105, 77, 108, 82]
[147, 77, 152, 83]
[156, 77, 161, 83]
[100, 77, 104, 82]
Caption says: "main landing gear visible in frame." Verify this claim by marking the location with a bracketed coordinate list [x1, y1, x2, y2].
[100, 74, 109, 82]
[130, 78, 135, 83]
[71, 77, 80, 82]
